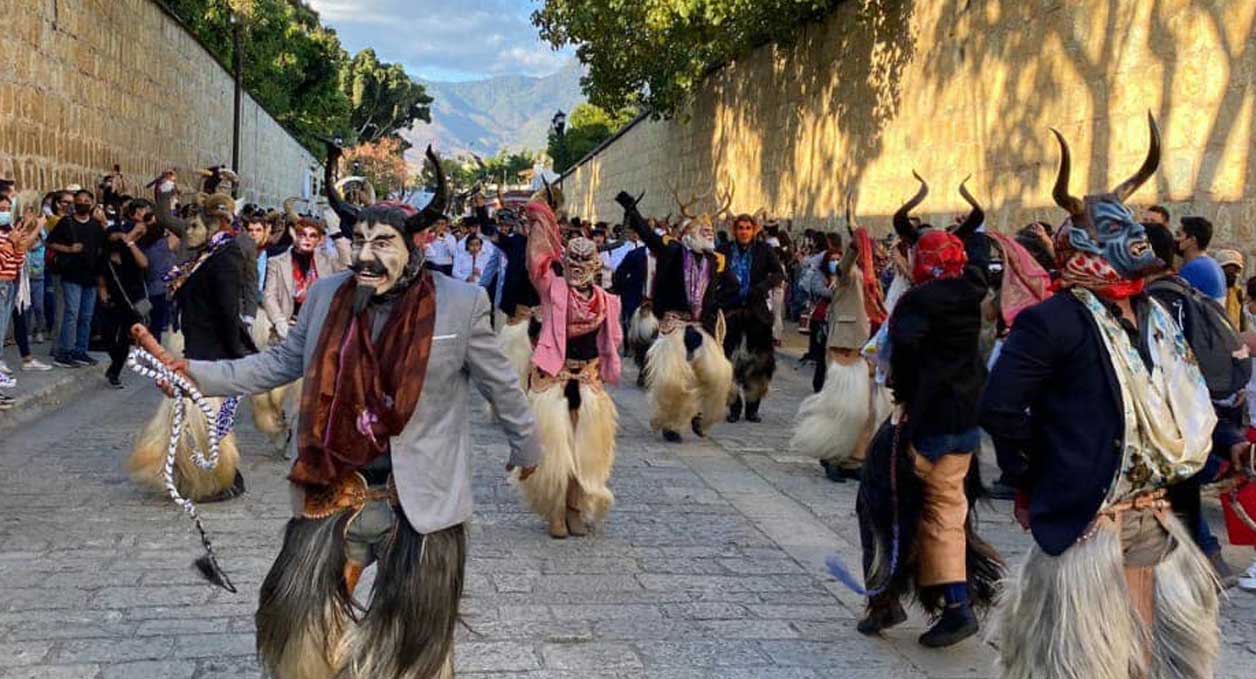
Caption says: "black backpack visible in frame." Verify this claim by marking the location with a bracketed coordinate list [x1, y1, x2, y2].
[1147, 276, 1251, 400]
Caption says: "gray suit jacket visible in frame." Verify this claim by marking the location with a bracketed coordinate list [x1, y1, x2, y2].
[187, 271, 541, 534]
[262, 242, 351, 340]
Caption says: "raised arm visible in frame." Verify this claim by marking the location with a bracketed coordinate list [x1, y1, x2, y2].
[154, 187, 188, 240]
[615, 191, 666, 256]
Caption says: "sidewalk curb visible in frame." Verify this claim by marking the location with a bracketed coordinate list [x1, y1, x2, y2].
[0, 365, 107, 435]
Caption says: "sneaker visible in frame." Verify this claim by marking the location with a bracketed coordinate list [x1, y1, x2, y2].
[0, 360, 10, 375]
[106, 374, 123, 389]
[0, 395, 13, 411]
[32, 331, 46, 344]
[71, 352, 98, 367]
[1239, 561, 1256, 592]
[20, 358, 52, 372]
[53, 354, 80, 369]
[0, 374, 14, 389]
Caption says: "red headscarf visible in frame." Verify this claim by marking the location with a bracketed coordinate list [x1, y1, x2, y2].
[911, 230, 967, 284]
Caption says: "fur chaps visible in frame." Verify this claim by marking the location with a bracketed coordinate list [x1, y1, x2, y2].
[993, 510, 1219, 679]
[498, 320, 535, 390]
[626, 303, 659, 376]
[645, 327, 733, 433]
[257, 511, 465, 679]
[127, 397, 240, 501]
[791, 359, 891, 465]
[731, 336, 776, 403]
[519, 382, 618, 527]
[250, 382, 293, 438]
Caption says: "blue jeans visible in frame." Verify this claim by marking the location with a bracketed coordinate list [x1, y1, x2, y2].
[0, 280, 15, 354]
[58, 280, 97, 356]
[913, 428, 983, 462]
[146, 293, 170, 343]
[27, 277, 46, 332]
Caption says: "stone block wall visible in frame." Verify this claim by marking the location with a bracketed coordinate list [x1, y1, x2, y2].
[562, 0, 1256, 248]
[0, 0, 318, 208]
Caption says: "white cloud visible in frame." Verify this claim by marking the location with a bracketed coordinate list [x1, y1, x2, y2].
[308, 0, 572, 81]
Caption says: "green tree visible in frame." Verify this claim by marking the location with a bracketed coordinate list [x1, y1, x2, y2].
[342, 49, 434, 146]
[532, 0, 842, 116]
[548, 103, 634, 172]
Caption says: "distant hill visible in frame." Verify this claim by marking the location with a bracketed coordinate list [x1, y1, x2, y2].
[402, 60, 585, 163]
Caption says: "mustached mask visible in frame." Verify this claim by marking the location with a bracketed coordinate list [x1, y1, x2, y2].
[672, 182, 733, 254]
[1050, 113, 1161, 280]
[564, 237, 599, 287]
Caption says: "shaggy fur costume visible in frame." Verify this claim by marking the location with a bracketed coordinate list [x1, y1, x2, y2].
[498, 320, 535, 391]
[127, 397, 241, 501]
[644, 326, 733, 434]
[625, 303, 659, 384]
[791, 358, 891, 465]
[856, 419, 1004, 617]
[731, 336, 776, 405]
[256, 508, 465, 679]
[994, 509, 1219, 679]
[518, 378, 618, 528]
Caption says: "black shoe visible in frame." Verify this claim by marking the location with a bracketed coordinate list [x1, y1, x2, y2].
[918, 605, 979, 648]
[72, 352, 98, 367]
[202, 471, 246, 503]
[662, 429, 682, 443]
[53, 354, 80, 369]
[822, 460, 846, 483]
[691, 416, 706, 438]
[727, 396, 742, 423]
[856, 599, 908, 635]
[744, 400, 762, 423]
[106, 374, 123, 389]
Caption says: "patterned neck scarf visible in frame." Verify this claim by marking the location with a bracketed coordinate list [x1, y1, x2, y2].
[164, 230, 235, 296]
[291, 252, 318, 305]
[682, 248, 710, 320]
[566, 284, 607, 338]
[1053, 224, 1145, 300]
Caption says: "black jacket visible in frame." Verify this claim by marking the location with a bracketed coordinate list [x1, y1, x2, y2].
[716, 240, 784, 327]
[623, 210, 736, 333]
[979, 292, 1160, 555]
[494, 232, 539, 316]
[611, 244, 648, 316]
[176, 244, 256, 361]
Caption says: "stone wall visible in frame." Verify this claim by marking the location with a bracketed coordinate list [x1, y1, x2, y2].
[0, 0, 319, 208]
[562, 0, 1256, 247]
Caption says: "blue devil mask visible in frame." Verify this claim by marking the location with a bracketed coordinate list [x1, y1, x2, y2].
[1051, 113, 1161, 279]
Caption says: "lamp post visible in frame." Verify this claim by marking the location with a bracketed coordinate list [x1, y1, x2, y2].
[230, 12, 243, 198]
[551, 110, 567, 172]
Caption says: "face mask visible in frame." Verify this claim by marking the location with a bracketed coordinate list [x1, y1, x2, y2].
[827, 260, 838, 274]
[0, 212, 11, 228]
[74, 203, 92, 216]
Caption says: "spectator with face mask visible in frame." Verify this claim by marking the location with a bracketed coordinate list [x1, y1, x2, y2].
[47, 189, 106, 368]
[0, 193, 49, 395]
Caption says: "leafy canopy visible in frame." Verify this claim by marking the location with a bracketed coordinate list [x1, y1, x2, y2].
[165, 0, 431, 154]
[532, 0, 843, 116]
[548, 102, 636, 172]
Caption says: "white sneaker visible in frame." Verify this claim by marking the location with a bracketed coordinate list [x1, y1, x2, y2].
[1240, 561, 1256, 592]
[0, 373, 15, 389]
[20, 358, 52, 372]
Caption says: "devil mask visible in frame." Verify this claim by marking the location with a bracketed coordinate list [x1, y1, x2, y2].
[564, 237, 600, 287]
[1050, 113, 1161, 280]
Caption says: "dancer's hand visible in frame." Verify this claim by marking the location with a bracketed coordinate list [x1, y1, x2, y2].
[1013, 489, 1031, 530]
[505, 462, 536, 481]
[155, 358, 192, 398]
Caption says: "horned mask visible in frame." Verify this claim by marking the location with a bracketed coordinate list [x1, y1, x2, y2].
[672, 182, 734, 254]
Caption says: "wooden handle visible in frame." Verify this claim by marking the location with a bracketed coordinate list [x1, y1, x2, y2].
[130, 323, 176, 366]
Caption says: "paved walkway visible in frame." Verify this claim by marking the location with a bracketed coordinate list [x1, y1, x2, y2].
[2, 345, 1254, 678]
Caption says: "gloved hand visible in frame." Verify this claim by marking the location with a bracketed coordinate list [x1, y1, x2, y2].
[614, 191, 638, 210]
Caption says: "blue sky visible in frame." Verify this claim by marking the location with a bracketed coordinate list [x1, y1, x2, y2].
[308, 0, 574, 82]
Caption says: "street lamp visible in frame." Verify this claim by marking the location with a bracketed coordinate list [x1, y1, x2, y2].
[551, 110, 567, 171]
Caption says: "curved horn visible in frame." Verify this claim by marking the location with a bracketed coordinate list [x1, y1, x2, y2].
[892, 170, 929, 245]
[634, 190, 645, 206]
[282, 197, 301, 225]
[1111, 111, 1161, 202]
[542, 176, 556, 209]
[407, 145, 448, 234]
[954, 174, 984, 239]
[1049, 128, 1085, 217]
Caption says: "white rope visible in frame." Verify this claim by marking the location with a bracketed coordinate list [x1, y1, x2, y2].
[126, 345, 237, 592]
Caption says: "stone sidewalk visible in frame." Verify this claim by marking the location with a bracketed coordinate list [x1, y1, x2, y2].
[1, 348, 1254, 678]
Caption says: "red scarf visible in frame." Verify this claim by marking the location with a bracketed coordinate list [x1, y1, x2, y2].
[292, 254, 318, 305]
[1053, 225, 1145, 300]
[854, 228, 887, 325]
[293, 274, 437, 486]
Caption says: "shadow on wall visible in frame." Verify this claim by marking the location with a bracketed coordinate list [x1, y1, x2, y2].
[573, 0, 1256, 244]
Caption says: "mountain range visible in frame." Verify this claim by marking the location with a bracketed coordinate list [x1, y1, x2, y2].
[401, 60, 585, 163]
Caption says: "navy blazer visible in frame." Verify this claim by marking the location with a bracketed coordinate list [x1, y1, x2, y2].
[612, 245, 648, 317]
[979, 291, 1137, 556]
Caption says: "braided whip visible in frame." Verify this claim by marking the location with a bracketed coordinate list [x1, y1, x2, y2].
[126, 325, 238, 593]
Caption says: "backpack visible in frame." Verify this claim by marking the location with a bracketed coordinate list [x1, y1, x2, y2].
[1148, 276, 1251, 400]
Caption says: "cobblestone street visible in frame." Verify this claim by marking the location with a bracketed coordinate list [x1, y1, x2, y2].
[2, 354, 1255, 679]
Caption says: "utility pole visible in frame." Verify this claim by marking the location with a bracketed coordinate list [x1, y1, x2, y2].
[231, 12, 243, 197]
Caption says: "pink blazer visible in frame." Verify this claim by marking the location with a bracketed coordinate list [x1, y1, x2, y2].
[529, 254, 623, 385]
